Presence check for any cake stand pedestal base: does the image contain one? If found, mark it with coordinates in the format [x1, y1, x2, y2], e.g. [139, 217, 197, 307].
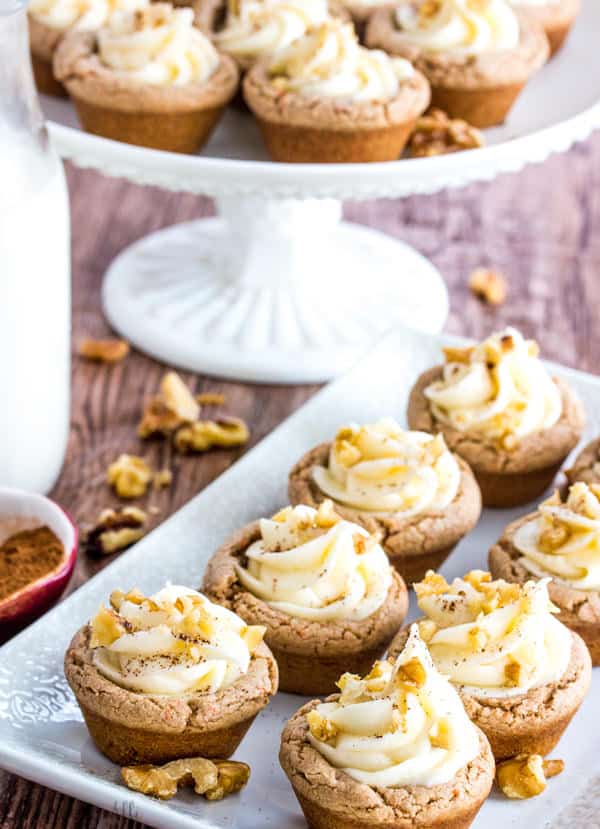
[102, 197, 448, 383]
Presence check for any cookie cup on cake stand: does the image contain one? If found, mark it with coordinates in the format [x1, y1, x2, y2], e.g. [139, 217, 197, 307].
[28, 16, 67, 97]
[64, 585, 278, 765]
[53, 5, 239, 153]
[243, 21, 430, 163]
[388, 571, 592, 760]
[288, 419, 481, 584]
[280, 627, 494, 829]
[202, 502, 409, 695]
[407, 328, 585, 508]
[489, 482, 600, 664]
[510, 0, 580, 56]
[366, 1, 549, 128]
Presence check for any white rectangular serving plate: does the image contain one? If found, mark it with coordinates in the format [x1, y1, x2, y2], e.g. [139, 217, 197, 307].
[0, 326, 599, 829]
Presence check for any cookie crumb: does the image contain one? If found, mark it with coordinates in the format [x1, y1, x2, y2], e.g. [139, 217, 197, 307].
[79, 338, 130, 363]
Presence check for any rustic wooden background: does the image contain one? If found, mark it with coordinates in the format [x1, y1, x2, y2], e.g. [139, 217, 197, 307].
[1, 131, 599, 827]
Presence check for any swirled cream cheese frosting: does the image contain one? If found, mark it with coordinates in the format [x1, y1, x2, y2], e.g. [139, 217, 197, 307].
[513, 483, 600, 590]
[215, 0, 329, 61]
[306, 625, 480, 786]
[425, 328, 562, 446]
[313, 418, 460, 514]
[97, 5, 220, 86]
[414, 570, 572, 697]
[89, 585, 265, 694]
[235, 501, 392, 622]
[394, 0, 520, 54]
[268, 21, 414, 100]
[29, 0, 146, 30]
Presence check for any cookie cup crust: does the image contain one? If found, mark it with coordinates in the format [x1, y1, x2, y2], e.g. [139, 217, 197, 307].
[243, 61, 430, 162]
[28, 16, 68, 96]
[53, 31, 239, 152]
[566, 436, 600, 488]
[389, 626, 591, 760]
[64, 624, 278, 765]
[202, 522, 409, 695]
[280, 699, 494, 829]
[489, 511, 600, 664]
[288, 443, 481, 584]
[365, 9, 548, 127]
[407, 366, 585, 508]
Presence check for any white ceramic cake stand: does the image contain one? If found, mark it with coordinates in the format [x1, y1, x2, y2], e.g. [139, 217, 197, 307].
[42, 0, 600, 382]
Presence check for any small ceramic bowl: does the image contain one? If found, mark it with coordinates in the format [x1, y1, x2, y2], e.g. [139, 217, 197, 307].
[0, 487, 77, 642]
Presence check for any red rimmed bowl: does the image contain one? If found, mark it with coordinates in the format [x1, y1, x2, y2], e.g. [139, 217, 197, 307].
[0, 488, 78, 643]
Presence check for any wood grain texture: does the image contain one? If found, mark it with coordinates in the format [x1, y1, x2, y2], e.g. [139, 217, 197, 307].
[1, 131, 599, 828]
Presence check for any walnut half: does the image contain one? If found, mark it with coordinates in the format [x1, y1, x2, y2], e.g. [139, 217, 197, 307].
[496, 754, 565, 799]
[84, 507, 148, 556]
[121, 758, 250, 801]
[107, 454, 153, 499]
[174, 416, 249, 454]
[408, 108, 484, 158]
[79, 337, 130, 364]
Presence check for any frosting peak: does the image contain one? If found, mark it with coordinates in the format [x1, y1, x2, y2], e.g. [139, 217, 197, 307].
[514, 483, 600, 590]
[425, 327, 562, 445]
[29, 0, 147, 31]
[268, 21, 415, 101]
[307, 626, 480, 787]
[90, 585, 265, 694]
[97, 5, 220, 86]
[236, 501, 392, 622]
[313, 417, 460, 514]
[414, 570, 572, 697]
[394, 0, 520, 55]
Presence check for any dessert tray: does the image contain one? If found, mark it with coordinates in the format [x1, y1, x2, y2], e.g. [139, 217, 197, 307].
[0, 325, 599, 829]
[41, 0, 600, 382]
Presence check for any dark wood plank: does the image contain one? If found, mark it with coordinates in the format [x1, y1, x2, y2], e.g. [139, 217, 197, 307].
[1, 130, 599, 828]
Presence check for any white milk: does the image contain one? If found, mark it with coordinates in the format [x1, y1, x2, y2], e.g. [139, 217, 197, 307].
[0, 144, 71, 493]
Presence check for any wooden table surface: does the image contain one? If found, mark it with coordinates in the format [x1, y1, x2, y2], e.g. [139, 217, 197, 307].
[1, 132, 600, 828]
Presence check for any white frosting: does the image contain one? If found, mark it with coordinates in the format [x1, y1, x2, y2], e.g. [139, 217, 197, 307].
[307, 626, 480, 787]
[514, 483, 600, 591]
[313, 418, 460, 514]
[415, 571, 572, 698]
[425, 327, 562, 444]
[268, 21, 414, 101]
[236, 502, 392, 622]
[97, 5, 220, 86]
[510, 0, 557, 6]
[394, 0, 520, 55]
[29, 0, 146, 31]
[215, 0, 329, 61]
[90, 585, 265, 694]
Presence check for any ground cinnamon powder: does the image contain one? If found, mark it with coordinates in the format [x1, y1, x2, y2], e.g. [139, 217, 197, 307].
[0, 526, 64, 602]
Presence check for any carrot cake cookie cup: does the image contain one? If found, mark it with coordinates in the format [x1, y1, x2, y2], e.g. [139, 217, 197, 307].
[366, 0, 549, 128]
[407, 328, 585, 508]
[53, 4, 239, 153]
[64, 585, 278, 765]
[510, 0, 580, 56]
[280, 626, 494, 829]
[389, 570, 592, 760]
[202, 501, 409, 695]
[288, 418, 481, 584]
[243, 20, 430, 163]
[490, 482, 600, 664]
[566, 436, 600, 487]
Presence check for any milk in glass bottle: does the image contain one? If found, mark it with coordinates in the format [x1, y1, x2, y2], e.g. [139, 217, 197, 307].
[0, 0, 71, 492]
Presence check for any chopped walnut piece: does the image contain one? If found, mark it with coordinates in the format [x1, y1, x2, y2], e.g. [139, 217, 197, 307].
[307, 710, 338, 743]
[429, 719, 451, 749]
[90, 605, 127, 647]
[121, 758, 249, 801]
[174, 416, 249, 453]
[196, 392, 226, 406]
[85, 507, 148, 556]
[79, 337, 130, 364]
[504, 658, 523, 687]
[469, 267, 508, 306]
[107, 454, 153, 499]
[398, 657, 427, 687]
[442, 346, 474, 365]
[496, 754, 564, 799]
[539, 522, 570, 552]
[153, 468, 173, 490]
[417, 619, 437, 643]
[408, 108, 484, 158]
[139, 372, 199, 438]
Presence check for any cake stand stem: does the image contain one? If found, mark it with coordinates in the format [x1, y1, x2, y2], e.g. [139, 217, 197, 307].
[102, 195, 449, 383]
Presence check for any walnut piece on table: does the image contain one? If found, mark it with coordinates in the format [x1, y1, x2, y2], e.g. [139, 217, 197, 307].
[496, 754, 565, 799]
[107, 454, 153, 498]
[174, 416, 250, 453]
[408, 108, 484, 158]
[121, 758, 250, 801]
[84, 506, 148, 556]
[139, 371, 200, 438]
[469, 267, 508, 305]
[196, 392, 226, 405]
[79, 337, 130, 363]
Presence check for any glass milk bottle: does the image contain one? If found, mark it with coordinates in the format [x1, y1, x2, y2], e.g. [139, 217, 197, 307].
[0, 0, 71, 492]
